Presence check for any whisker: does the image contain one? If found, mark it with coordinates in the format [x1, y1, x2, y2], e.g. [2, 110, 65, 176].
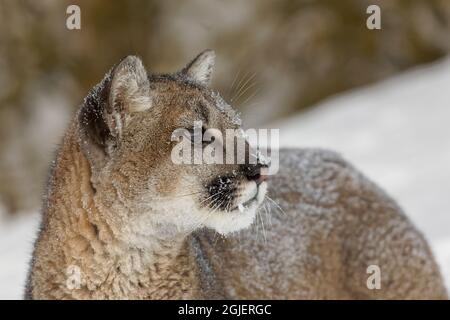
[235, 71, 257, 96]
[198, 190, 227, 208]
[239, 87, 261, 107]
[228, 68, 242, 98]
[258, 207, 267, 243]
[233, 80, 258, 105]
[266, 195, 286, 216]
[224, 195, 234, 213]
[198, 192, 221, 206]
[190, 196, 223, 231]
[232, 72, 257, 103]
[231, 70, 253, 102]
[263, 201, 272, 227]
[233, 69, 251, 94]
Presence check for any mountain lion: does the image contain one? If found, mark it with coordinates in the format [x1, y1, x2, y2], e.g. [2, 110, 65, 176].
[25, 50, 447, 299]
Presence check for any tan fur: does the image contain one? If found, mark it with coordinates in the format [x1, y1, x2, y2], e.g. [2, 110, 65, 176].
[26, 52, 447, 299]
[28, 127, 200, 299]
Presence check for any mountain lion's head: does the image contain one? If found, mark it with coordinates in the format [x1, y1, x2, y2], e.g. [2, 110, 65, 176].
[78, 50, 268, 245]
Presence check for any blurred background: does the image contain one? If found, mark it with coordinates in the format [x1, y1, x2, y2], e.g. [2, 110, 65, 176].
[0, 0, 449, 299]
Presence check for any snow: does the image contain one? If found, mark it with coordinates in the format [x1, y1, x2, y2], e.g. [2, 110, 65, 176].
[0, 209, 40, 300]
[1, 58, 449, 299]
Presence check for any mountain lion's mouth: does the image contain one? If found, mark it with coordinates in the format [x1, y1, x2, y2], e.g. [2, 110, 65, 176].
[204, 169, 268, 213]
[201, 180, 268, 235]
[232, 181, 267, 213]
[234, 197, 256, 213]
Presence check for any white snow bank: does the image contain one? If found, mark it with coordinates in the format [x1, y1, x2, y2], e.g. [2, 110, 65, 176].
[271, 57, 450, 290]
[0, 210, 40, 300]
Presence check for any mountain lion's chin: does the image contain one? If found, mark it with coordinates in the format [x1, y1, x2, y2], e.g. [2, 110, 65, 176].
[203, 204, 258, 235]
[202, 181, 267, 235]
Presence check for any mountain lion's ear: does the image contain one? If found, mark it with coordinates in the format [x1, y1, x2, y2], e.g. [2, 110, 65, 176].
[181, 49, 215, 86]
[109, 55, 151, 114]
[79, 56, 151, 168]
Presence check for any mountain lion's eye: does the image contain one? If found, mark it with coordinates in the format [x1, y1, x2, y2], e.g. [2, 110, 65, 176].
[186, 127, 207, 143]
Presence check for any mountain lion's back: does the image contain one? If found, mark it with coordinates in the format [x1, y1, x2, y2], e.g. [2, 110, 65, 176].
[195, 148, 448, 299]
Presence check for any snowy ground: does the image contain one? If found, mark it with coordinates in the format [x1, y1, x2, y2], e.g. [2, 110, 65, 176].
[0, 209, 40, 299]
[1, 58, 449, 299]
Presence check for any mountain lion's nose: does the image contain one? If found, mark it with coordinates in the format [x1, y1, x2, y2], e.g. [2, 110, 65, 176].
[245, 164, 268, 185]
